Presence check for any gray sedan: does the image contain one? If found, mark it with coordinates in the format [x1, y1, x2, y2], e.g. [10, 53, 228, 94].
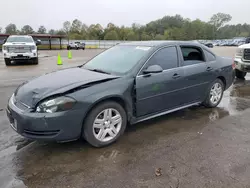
[6, 41, 235, 147]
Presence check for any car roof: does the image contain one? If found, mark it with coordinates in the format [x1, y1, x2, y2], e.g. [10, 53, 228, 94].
[118, 40, 205, 47]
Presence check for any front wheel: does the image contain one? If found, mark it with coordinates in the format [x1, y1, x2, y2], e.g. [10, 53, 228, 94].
[5, 58, 11, 66]
[83, 101, 127, 147]
[203, 79, 224, 108]
[235, 69, 247, 79]
[32, 57, 39, 65]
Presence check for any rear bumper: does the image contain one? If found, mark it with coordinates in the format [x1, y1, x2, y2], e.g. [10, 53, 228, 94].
[234, 58, 250, 72]
[6, 95, 84, 142]
[224, 69, 235, 90]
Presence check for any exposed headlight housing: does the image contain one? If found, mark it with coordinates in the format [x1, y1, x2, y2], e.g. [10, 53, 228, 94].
[236, 48, 244, 57]
[36, 96, 76, 113]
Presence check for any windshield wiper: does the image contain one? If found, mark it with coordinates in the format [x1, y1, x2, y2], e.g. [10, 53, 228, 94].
[89, 68, 111, 75]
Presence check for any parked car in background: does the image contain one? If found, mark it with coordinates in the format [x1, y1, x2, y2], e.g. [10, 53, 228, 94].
[204, 41, 213, 48]
[220, 40, 228, 46]
[2, 35, 41, 66]
[245, 37, 250, 44]
[226, 39, 235, 46]
[212, 40, 220, 46]
[6, 41, 235, 147]
[67, 41, 85, 50]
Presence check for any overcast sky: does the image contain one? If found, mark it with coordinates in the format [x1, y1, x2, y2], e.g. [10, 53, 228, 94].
[1, 0, 249, 31]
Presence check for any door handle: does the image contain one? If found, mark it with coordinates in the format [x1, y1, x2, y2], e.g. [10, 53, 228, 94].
[206, 67, 213, 71]
[172, 73, 181, 79]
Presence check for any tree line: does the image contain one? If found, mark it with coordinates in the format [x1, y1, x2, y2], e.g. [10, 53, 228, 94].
[1, 13, 250, 41]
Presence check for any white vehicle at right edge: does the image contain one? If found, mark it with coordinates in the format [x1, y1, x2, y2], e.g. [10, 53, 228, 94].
[234, 43, 250, 79]
[2, 35, 41, 66]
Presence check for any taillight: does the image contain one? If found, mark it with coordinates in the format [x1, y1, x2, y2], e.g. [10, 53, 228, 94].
[232, 58, 236, 69]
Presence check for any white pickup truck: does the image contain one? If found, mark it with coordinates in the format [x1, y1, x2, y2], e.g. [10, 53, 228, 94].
[2, 35, 41, 66]
[234, 43, 250, 79]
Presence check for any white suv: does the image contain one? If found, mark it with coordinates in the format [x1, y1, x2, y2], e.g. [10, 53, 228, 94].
[2, 35, 41, 66]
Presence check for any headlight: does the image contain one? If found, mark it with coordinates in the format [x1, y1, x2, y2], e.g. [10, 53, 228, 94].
[3, 46, 7, 51]
[36, 96, 76, 113]
[31, 46, 36, 50]
[236, 48, 243, 56]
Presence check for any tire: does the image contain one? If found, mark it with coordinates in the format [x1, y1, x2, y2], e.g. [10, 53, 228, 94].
[235, 69, 247, 79]
[32, 57, 39, 65]
[5, 58, 11, 66]
[203, 79, 224, 108]
[83, 101, 127, 148]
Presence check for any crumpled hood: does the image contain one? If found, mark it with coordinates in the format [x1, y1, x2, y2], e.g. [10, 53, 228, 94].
[15, 67, 119, 108]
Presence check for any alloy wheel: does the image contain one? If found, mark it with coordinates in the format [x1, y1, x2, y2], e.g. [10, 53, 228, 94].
[92, 108, 122, 142]
[210, 82, 223, 105]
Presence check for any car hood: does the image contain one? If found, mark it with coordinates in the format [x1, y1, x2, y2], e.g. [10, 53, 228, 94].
[4, 42, 35, 46]
[15, 67, 119, 108]
[239, 43, 250, 48]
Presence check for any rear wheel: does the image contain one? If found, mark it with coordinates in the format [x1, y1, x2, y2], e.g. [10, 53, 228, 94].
[83, 101, 127, 147]
[235, 69, 247, 79]
[5, 58, 11, 66]
[203, 79, 224, 108]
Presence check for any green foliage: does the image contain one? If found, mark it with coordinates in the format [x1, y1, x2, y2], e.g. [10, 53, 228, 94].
[21, 25, 34, 35]
[154, 34, 165, 40]
[5, 24, 17, 34]
[209, 12, 232, 30]
[2, 13, 250, 40]
[104, 30, 119, 40]
[37, 25, 46, 34]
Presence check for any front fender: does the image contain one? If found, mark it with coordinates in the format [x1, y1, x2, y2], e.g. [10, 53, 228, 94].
[69, 77, 135, 122]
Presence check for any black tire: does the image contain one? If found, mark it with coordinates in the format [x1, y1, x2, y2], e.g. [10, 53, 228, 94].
[83, 101, 127, 148]
[235, 69, 247, 79]
[203, 79, 224, 108]
[5, 58, 11, 66]
[32, 57, 39, 65]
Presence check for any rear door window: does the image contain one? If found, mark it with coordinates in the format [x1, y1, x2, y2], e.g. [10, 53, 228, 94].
[180, 46, 205, 66]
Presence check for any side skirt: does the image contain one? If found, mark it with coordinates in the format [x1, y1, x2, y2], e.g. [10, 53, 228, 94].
[132, 102, 201, 124]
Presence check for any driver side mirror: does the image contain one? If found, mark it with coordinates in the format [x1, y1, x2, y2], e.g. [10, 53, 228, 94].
[2, 39, 6, 44]
[36, 39, 41, 46]
[143, 65, 163, 75]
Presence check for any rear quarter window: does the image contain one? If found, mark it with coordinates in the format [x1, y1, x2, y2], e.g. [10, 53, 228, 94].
[205, 50, 216, 61]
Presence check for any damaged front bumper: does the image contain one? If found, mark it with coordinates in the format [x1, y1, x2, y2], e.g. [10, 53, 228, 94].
[6, 94, 84, 142]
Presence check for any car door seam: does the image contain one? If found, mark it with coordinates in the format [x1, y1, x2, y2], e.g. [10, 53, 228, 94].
[138, 82, 208, 101]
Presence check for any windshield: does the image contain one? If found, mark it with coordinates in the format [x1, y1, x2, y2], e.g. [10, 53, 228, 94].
[6, 36, 33, 43]
[83, 45, 151, 74]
